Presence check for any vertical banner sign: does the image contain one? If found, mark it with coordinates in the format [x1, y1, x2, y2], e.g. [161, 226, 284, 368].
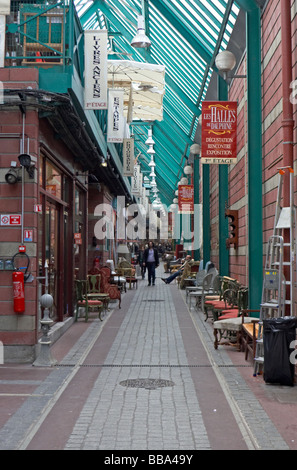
[201, 101, 237, 164]
[107, 89, 125, 143]
[178, 184, 194, 214]
[84, 30, 108, 110]
[123, 138, 134, 176]
[131, 164, 141, 196]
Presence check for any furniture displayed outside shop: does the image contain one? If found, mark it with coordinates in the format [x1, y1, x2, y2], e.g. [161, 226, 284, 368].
[75, 280, 103, 322]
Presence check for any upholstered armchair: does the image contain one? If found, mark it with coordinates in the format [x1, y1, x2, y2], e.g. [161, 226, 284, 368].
[98, 266, 121, 309]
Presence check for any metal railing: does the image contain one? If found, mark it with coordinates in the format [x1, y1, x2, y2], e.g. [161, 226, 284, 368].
[5, 0, 83, 77]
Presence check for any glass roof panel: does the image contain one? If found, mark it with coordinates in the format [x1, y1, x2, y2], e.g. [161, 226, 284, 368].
[74, 0, 240, 205]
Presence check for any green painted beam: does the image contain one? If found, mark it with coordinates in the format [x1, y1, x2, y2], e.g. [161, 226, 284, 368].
[79, 0, 201, 117]
[149, 0, 213, 65]
[193, 155, 200, 261]
[246, 6, 263, 311]
[236, 0, 259, 11]
[218, 75, 229, 277]
[202, 164, 211, 265]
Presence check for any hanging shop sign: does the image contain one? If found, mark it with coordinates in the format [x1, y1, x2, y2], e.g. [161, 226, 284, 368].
[84, 30, 108, 110]
[131, 164, 141, 196]
[201, 101, 237, 164]
[123, 138, 134, 176]
[107, 89, 125, 143]
[0, 0, 10, 14]
[178, 185, 194, 214]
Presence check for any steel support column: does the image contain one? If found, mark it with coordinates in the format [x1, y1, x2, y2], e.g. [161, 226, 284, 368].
[218, 75, 229, 276]
[202, 164, 211, 265]
[246, 6, 262, 309]
[193, 155, 200, 261]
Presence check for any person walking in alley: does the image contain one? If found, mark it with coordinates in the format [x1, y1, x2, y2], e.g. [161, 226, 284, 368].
[143, 241, 159, 286]
[138, 245, 146, 280]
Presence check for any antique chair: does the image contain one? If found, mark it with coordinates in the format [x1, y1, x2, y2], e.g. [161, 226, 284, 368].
[123, 267, 138, 289]
[240, 310, 260, 361]
[75, 280, 103, 322]
[111, 269, 127, 293]
[203, 277, 240, 321]
[87, 274, 110, 315]
[213, 310, 260, 351]
[98, 266, 121, 309]
[185, 270, 207, 302]
[188, 269, 218, 310]
[179, 261, 200, 289]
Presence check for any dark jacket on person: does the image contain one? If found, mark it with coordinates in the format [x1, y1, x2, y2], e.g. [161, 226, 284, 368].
[143, 247, 159, 266]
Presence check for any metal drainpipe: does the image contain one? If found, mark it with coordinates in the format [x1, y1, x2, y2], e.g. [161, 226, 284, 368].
[281, 0, 294, 306]
[281, 0, 294, 200]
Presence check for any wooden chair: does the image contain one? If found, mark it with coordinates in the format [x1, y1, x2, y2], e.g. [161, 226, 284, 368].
[87, 274, 110, 315]
[185, 270, 206, 302]
[188, 270, 218, 311]
[213, 308, 259, 351]
[240, 310, 260, 361]
[113, 269, 127, 292]
[75, 280, 103, 322]
[123, 267, 138, 289]
[203, 277, 240, 322]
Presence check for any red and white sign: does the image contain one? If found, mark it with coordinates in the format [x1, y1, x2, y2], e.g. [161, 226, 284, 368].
[74, 233, 82, 245]
[201, 101, 237, 164]
[178, 184, 194, 214]
[24, 230, 33, 242]
[34, 204, 42, 213]
[19, 245, 26, 253]
[1, 214, 21, 226]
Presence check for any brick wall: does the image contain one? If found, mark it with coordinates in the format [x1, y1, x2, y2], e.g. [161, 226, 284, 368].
[0, 68, 39, 362]
[206, 1, 297, 288]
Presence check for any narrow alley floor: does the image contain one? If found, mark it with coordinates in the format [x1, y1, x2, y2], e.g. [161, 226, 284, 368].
[0, 266, 297, 452]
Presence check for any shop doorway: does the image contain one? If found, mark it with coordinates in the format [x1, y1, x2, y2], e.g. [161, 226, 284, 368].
[45, 201, 60, 321]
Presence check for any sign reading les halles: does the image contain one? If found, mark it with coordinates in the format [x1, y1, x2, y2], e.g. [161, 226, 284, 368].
[201, 101, 237, 164]
[178, 185, 194, 214]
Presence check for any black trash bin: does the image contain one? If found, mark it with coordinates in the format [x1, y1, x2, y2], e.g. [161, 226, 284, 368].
[263, 316, 297, 386]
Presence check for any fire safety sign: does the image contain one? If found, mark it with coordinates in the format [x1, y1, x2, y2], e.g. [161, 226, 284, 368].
[0, 214, 22, 226]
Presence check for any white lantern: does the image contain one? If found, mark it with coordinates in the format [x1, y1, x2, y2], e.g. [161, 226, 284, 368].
[190, 143, 201, 155]
[147, 145, 155, 155]
[148, 157, 156, 167]
[145, 129, 155, 145]
[215, 50, 236, 73]
[180, 177, 188, 185]
[184, 165, 193, 175]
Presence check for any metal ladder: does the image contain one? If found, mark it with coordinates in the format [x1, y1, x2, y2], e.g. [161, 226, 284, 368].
[253, 167, 296, 376]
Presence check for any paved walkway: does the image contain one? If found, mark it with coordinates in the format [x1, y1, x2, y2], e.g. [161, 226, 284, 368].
[0, 268, 296, 451]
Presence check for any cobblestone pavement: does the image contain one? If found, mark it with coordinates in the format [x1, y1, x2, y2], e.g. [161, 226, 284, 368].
[0, 270, 294, 451]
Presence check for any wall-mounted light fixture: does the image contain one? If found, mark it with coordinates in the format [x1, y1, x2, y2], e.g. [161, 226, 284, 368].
[215, 50, 246, 81]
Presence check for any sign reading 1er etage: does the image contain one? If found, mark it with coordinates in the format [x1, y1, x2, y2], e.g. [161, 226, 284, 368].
[201, 101, 237, 164]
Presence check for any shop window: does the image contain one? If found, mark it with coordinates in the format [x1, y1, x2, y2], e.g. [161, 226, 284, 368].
[46, 161, 62, 199]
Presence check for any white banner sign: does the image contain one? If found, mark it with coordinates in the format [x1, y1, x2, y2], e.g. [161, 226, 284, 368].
[123, 138, 134, 176]
[107, 89, 125, 143]
[0, 0, 10, 14]
[131, 164, 141, 196]
[84, 30, 108, 110]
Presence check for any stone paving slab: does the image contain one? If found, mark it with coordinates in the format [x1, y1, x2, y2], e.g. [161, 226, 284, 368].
[0, 271, 294, 450]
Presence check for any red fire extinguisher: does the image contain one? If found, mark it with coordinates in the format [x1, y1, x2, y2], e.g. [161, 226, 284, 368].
[13, 271, 25, 313]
